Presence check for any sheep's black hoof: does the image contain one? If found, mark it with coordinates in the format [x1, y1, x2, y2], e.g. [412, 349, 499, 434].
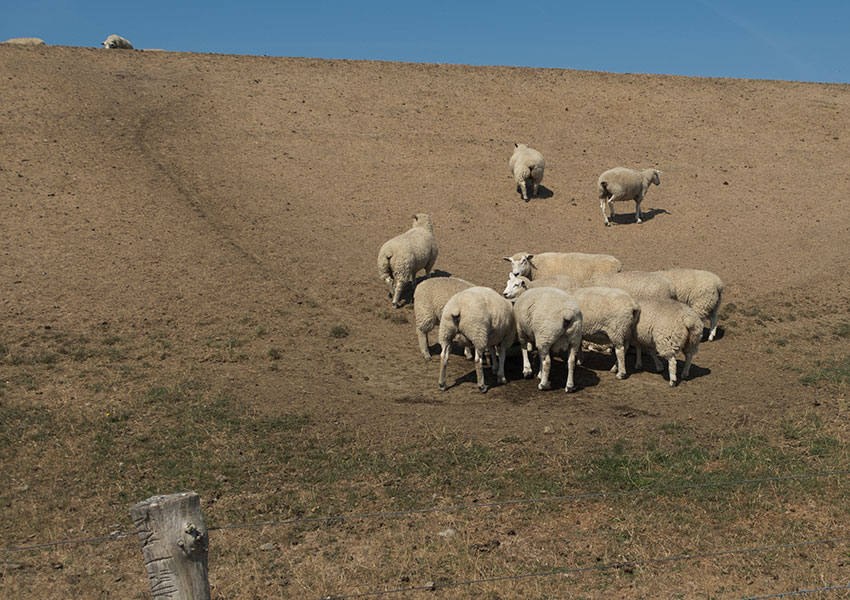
[522, 370, 533, 379]
[565, 385, 576, 393]
[478, 384, 488, 393]
[439, 383, 447, 391]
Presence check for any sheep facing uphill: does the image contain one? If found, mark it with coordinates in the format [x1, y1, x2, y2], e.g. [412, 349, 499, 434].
[512, 287, 583, 391]
[438, 287, 516, 393]
[509, 143, 545, 202]
[413, 276, 475, 360]
[588, 270, 676, 301]
[503, 251, 622, 283]
[653, 268, 724, 341]
[598, 167, 661, 226]
[377, 213, 438, 308]
[631, 298, 703, 387]
[503, 275, 639, 380]
[101, 35, 134, 49]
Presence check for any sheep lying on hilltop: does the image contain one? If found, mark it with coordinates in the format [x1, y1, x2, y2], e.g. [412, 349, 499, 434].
[653, 268, 724, 341]
[377, 213, 438, 308]
[509, 143, 545, 201]
[598, 167, 661, 226]
[503, 252, 621, 283]
[2, 37, 46, 46]
[438, 287, 516, 393]
[503, 274, 639, 380]
[512, 287, 583, 391]
[413, 276, 475, 360]
[631, 298, 703, 387]
[588, 271, 676, 301]
[101, 35, 134, 49]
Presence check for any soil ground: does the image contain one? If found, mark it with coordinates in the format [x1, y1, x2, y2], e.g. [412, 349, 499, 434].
[1, 45, 849, 599]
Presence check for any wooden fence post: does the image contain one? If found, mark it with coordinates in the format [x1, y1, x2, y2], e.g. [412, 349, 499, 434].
[130, 492, 210, 600]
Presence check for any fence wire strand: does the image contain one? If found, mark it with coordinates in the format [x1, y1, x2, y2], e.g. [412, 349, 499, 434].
[740, 582, 850, 599]
[1, 469, 847, 553]
[315, 537, 850, 600]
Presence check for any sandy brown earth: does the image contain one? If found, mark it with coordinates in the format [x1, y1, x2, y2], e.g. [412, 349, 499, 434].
[1, 45, 850, 599]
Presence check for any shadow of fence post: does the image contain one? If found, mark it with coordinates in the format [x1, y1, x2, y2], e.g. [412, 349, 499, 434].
[130, 492, 211, 600]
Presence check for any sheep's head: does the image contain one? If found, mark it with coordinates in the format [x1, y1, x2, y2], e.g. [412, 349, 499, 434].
[412, 213, 433, 231]
[502, 253, 533, 278]
[650, 169, 661, 185]
[502, 273, 528, 300]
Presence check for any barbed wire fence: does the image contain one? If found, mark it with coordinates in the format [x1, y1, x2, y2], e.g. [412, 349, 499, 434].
[1, 470, 848, 599]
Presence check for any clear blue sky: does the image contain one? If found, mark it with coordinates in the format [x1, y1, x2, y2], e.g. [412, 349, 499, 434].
[4, 1, 849, 84]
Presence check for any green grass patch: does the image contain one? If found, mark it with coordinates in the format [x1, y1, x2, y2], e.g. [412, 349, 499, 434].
[800, 355, 850, 387]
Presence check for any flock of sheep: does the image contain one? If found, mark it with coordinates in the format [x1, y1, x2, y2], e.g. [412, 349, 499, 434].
[378, 147, 723, 393]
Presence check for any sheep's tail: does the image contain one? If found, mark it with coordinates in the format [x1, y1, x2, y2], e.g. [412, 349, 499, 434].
[598, 180, 611, 199]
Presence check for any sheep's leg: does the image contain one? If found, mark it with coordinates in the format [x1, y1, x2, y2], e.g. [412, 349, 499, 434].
[564, 345, 577, 392]
[612, 344, 627, 379]
[634, 346, 643, 370]
[474, 347, 488, 393]
[538, 346, 552, 390]
[463, 345, 474, 360]
[667, 355, 678, 387]
[708, 309, 719, 341]
[495, 342, 508, 385]
[649, 349, 664, 372]
[391, 278, 405, 308]
[518, 179, 528, 201]
[532, 179, 539, 198]
[418, 329, 432, 361]
[438, 343, 451, 391]
[635, 193, 644, 224]
[490, 345, 499, 375]
[521, 343, 534, 379]
[682, 351, 694, 380]
[601, 198, 611, 226]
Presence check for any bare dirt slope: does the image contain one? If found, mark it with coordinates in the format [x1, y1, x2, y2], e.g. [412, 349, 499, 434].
[2, 45, 850, 598]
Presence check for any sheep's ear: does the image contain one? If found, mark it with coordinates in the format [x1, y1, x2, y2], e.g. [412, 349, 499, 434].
[520, 280, 527, 289]
[502, 257, 512, 262]
[526, 254, 534, 260]
[514, 143, 518, 148]
[412, 214, 418, 220]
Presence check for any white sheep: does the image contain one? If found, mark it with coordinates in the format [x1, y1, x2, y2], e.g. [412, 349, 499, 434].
[597, 167, 661, 226]
[377, 213, 438, 308]
[653, 268, 724, 341]
[631, 298, 703, 387]
[413, 276, 475, 360]
[438, 287, 516, 393]
[503, 274, 639, 380]
[588, 270, 676, 301]
[503, 251, 622, 284]
[512, 287, 583, 391]
[2, 37, 46, 46]
[101, 35, 134, 49]
[509, 143, 545, 202]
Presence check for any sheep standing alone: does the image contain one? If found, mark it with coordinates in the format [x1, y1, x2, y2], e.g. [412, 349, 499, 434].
[512, 287, 583, 391]
[631, 298, 703, 387]
[598, 167, 661, 226]
[503, 275, 639, 380]
[509, 143, 545, 201]
[588, 271, 676, 301]
[503, 251, 622, 284]
[377, 213, 438, 308]
[438, 287, 516, 393]
[413, 276, 474, 360]
[101, 35, 134, 49]
[653, 268, 724, 341]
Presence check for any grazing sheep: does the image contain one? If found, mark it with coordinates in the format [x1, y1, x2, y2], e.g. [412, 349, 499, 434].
[503, 275, 639, 380]
[631, 298, 703, 387]
[438, 287, 516, 392]
[413, 276, 475, 360]
[653, 268, 724, 341]
[512, 287, 583, 391]
[101, 35, 134, 49]
[509, 143, 545, 201]
[2, 37, 46, 46]
[503, 251, 621, 283]
[377, 213, 438, 308]
[598, 167, 661, 226]
[588, 271, 676, 301]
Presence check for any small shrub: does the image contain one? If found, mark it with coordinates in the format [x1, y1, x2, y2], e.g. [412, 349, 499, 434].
[268, 348, 282, 360]
[330, 325, 349, 338]
[833, 322, 850, 338]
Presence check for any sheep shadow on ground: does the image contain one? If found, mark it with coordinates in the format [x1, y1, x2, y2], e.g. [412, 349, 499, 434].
[703, 326, 724, 341]
[632, 360, 711, 385]
[516, 185, 554, 201]
[607, 206, 670, 225]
